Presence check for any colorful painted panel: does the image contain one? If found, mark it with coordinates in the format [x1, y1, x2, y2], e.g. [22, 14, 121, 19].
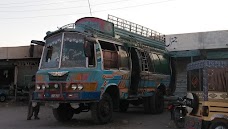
[75, 17, 114, 36]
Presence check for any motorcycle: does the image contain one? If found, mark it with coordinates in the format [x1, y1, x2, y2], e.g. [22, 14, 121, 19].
[168, 96, 187, 128]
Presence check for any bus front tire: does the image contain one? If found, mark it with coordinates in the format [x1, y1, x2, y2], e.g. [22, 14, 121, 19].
[91, 93, 113, 124]
[53, 103, 74, 122]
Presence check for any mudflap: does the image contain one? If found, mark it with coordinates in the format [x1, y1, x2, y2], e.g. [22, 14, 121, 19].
[185, 116, 202, 129]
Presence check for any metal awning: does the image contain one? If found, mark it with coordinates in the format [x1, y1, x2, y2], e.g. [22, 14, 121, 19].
[169, 50, 200, 57]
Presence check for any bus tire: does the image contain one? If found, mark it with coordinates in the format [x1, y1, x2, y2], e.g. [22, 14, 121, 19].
[91, 93, 113, 124]
[53, 103, 74, 122]
[209, 120, 228, 129]
[143, 94, 157, 114]
[155, 91, 164, 114]
[119, 100, 129, 112]
[150, 93, 157, 114]
[143, 97, 150, 113]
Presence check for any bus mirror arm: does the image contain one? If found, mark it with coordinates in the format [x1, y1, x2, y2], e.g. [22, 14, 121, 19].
[31, 40, 45, 46]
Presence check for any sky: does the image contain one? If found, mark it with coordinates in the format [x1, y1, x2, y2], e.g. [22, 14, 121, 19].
[0, 0, 228, 47]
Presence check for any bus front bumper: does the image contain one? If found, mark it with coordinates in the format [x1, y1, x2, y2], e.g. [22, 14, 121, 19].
[33, 91, 101, 102]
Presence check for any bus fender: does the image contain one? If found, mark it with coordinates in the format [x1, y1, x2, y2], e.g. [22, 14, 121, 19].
[102, 83, 118, 94]
[102, 83, 120, 110]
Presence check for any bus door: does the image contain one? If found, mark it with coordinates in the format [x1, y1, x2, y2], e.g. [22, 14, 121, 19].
[138, 50, 151, 95]
[130, 48, 140, 95]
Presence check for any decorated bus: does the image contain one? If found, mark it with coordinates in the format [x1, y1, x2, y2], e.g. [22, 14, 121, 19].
[31, 15, 175, 124]
[185, 60, 228, 129]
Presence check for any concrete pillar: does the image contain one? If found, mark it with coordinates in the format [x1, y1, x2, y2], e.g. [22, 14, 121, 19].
[14, 66, 18, 101]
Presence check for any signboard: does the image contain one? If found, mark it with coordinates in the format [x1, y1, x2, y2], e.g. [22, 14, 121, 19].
[75, 17, 114, 36]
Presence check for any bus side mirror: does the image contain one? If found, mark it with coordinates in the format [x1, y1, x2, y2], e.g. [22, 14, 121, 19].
[31, 40, 45, 46]
[84, 41, 91, 57]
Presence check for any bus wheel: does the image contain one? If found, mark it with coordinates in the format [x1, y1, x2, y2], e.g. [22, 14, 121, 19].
[154, 91, 164, 114]
[143, 97, 151, 113]
[209, 120, 228, 129]
[143, 92, 164, 114]
[119, 100, 129, 112]
[91, 93, 113, 124]
[53, 103, 74, 122]
[145, 91, 164, 114]
[143, 95, 156, 114]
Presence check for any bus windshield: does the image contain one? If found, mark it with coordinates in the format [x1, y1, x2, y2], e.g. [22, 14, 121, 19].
[40, 34, 62, 69]
[40, 32, 86, 69]
[61, 33, 86, 68]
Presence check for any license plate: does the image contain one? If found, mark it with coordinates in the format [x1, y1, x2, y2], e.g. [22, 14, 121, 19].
[51, 94, 60, 98]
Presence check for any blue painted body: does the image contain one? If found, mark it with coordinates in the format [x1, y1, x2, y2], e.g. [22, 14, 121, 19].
[33, 17, 172, 103]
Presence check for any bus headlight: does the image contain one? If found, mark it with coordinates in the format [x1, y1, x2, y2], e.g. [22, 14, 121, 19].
[71, 84, 77, 90]
[77, 84, 84, 90]
[42, 85, 46, 90]
[45, 84, 49, 88]
[54, 84, 59, 88]
[36, 85, 41, 90]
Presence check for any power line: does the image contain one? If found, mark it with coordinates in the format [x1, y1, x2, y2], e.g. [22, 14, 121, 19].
[0, 0, 131, 13]
[0, 0, 51, 5]
[93, 0, 177, 13]
[0, 0, 177, 20]
[0, 0, 132, 9]
[92, 0, 131, 6]
[0, 5, 88, 13]
[0, 0, 85, 8]
[1, 11, 90, 20]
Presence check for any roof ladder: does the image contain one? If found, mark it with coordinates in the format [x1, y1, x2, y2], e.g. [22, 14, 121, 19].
[141, 51, 149, 71]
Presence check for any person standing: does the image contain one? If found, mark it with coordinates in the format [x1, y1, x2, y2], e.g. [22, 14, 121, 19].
[27, 75, 40, 120]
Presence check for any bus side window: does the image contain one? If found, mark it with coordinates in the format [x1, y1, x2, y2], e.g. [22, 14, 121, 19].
[150, 53, 160, 73]
[148, 52, 155, 72]
[117, 45, 129, 70]
[99, 41, 118, 69]
[87, 42, 95, 67]
[158, 54, 170, 74]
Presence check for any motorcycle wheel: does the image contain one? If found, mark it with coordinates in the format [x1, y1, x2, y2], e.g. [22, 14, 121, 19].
[174, 108, 185, 128]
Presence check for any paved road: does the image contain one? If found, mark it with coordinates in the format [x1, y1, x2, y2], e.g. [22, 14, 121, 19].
[0, 102, 177, 129]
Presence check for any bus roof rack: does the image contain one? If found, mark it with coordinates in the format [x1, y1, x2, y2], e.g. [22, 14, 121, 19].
[55, 15, 167, 51]
[107, 15, 166, 50]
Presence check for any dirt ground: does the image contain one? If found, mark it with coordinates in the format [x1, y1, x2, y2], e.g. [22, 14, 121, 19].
[0, 101, 178, 129]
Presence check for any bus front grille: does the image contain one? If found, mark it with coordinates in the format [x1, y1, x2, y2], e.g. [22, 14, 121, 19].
[49, 74, 68, 81]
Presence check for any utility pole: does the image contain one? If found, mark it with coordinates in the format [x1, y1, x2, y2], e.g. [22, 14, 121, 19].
[87, 0, 92, 16]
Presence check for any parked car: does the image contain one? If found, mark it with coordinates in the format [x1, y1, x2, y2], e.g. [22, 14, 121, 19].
[0, 86, 10, 102]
